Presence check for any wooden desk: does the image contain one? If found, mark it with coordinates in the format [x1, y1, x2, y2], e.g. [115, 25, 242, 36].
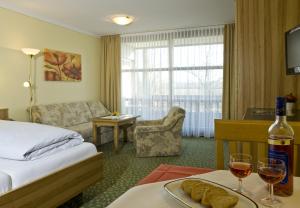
[0, 108, 8, 120]
[92, 115, 138, 151]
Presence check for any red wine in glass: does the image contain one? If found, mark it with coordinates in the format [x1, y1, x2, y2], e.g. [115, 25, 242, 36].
[230, 162, 252, 178]
[229, 154, 252, 193]
[257, 158, 286, 207]
[258, 167, 285, 184]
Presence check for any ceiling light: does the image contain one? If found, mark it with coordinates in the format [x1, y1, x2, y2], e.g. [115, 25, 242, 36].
[111, 15, 134, 26]
[21, 48, 40, 56]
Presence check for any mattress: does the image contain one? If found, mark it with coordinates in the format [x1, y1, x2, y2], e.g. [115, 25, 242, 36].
[0, 171, 12, 195]
[0, 142, 97, 190]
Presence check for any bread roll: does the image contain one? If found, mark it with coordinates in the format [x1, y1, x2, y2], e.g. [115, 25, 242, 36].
[210, 195, 239, 208]
[201, 186, 228, 206]
[181, 180, 203, 195]
[191, 183, 212, 201]
[180, 180, 239, 208]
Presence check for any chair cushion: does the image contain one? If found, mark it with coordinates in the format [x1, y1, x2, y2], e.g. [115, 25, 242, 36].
[137, 164, 214, 185]
[34, 104, 63, 127]
[87, 101, 110, 117]
[67, 122, 93, 139]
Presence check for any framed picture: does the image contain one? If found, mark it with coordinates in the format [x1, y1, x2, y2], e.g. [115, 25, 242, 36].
[44, 49, 81, 81]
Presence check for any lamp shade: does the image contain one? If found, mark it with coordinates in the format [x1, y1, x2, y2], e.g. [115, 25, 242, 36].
[21, 48, 40, 56]
[23, 81, 31, 88]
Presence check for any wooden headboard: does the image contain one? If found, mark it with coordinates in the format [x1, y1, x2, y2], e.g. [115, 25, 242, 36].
[0, 108, 8, 120]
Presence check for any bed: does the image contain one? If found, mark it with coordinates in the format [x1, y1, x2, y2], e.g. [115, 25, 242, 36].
[0, 171, 11, 195]
[0, 120, 103, 208]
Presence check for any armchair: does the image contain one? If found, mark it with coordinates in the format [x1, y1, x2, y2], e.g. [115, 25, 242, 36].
[134, 107, 185, 157]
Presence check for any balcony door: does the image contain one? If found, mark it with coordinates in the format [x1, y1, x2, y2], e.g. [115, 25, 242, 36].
[121, 27, 224, 137]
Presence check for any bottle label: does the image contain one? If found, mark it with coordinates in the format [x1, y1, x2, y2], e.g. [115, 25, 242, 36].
[268, 149, 289, 184]
[268, 139, 291, 145]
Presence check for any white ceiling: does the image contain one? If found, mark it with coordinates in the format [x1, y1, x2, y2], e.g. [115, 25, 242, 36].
[0, 0, 235, 37]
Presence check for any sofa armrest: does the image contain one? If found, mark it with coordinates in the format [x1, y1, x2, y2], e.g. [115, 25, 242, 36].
[135, 114, 184, 133]
[136, 119, 163, 126]
[135, 125, 169, 133]
[31, 107, 42, 123]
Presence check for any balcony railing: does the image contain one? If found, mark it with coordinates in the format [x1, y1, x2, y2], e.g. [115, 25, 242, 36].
[122, 95, 222, 137]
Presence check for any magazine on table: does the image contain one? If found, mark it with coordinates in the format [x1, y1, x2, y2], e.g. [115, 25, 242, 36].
[100, 114, 136, 120]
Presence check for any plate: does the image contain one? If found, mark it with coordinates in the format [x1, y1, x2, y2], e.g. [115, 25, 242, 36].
[164, 178, 258, 208]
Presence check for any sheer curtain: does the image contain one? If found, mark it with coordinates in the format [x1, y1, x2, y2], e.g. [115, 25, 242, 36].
[121, 26, 224, 137]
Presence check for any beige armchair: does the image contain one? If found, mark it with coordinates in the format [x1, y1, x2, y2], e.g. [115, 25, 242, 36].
[134, 107, 185, 157]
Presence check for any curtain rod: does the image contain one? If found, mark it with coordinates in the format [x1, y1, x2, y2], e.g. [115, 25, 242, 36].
[121, 23, 227, 37]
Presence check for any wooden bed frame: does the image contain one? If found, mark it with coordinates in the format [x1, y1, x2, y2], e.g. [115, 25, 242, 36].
[0, 152, 103, 208]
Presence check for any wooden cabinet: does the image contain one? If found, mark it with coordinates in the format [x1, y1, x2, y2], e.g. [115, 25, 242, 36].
[0, 108, 9, 120]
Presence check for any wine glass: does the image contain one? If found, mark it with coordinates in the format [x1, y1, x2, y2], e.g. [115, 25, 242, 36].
[229, 153, 253, 193]
[257, 158, 286, 207]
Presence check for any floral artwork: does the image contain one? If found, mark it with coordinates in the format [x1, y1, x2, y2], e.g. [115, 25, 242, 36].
[44, 49, 81, 81]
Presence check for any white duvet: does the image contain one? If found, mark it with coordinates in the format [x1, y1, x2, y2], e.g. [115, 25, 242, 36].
[0, 120, 83, 160]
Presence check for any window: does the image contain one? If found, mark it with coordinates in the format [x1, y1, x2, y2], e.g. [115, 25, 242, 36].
[121, 27, 224, 137]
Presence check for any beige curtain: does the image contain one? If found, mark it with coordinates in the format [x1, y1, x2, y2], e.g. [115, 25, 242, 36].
[222, 24, 237, 120]
[100, 35, 121, 112]
[235, 0, 300, 119]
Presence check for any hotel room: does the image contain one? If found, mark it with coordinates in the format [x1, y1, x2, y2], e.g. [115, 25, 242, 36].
[0, 0, 300, 207]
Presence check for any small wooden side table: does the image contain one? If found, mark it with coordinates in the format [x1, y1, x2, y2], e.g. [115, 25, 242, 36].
[0, 108, 9, 120]
[92, 115, 139, 151]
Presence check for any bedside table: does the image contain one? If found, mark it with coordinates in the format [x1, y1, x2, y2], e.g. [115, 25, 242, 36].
[0, 108, 9, 120]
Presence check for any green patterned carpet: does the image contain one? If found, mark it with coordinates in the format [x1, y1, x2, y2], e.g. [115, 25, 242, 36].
[80, 137, 216, 208]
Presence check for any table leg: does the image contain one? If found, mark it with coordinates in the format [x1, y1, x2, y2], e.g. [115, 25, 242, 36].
[131, 119, 137, 141]
[98, 126, 102, 147]
[93, 123, 97, 145]
[113, 126, 119, 151]
[123, 127, 128, 143]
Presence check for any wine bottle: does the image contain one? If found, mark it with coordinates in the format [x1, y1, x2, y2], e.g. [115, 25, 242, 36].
[268, 96, 294, 196]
